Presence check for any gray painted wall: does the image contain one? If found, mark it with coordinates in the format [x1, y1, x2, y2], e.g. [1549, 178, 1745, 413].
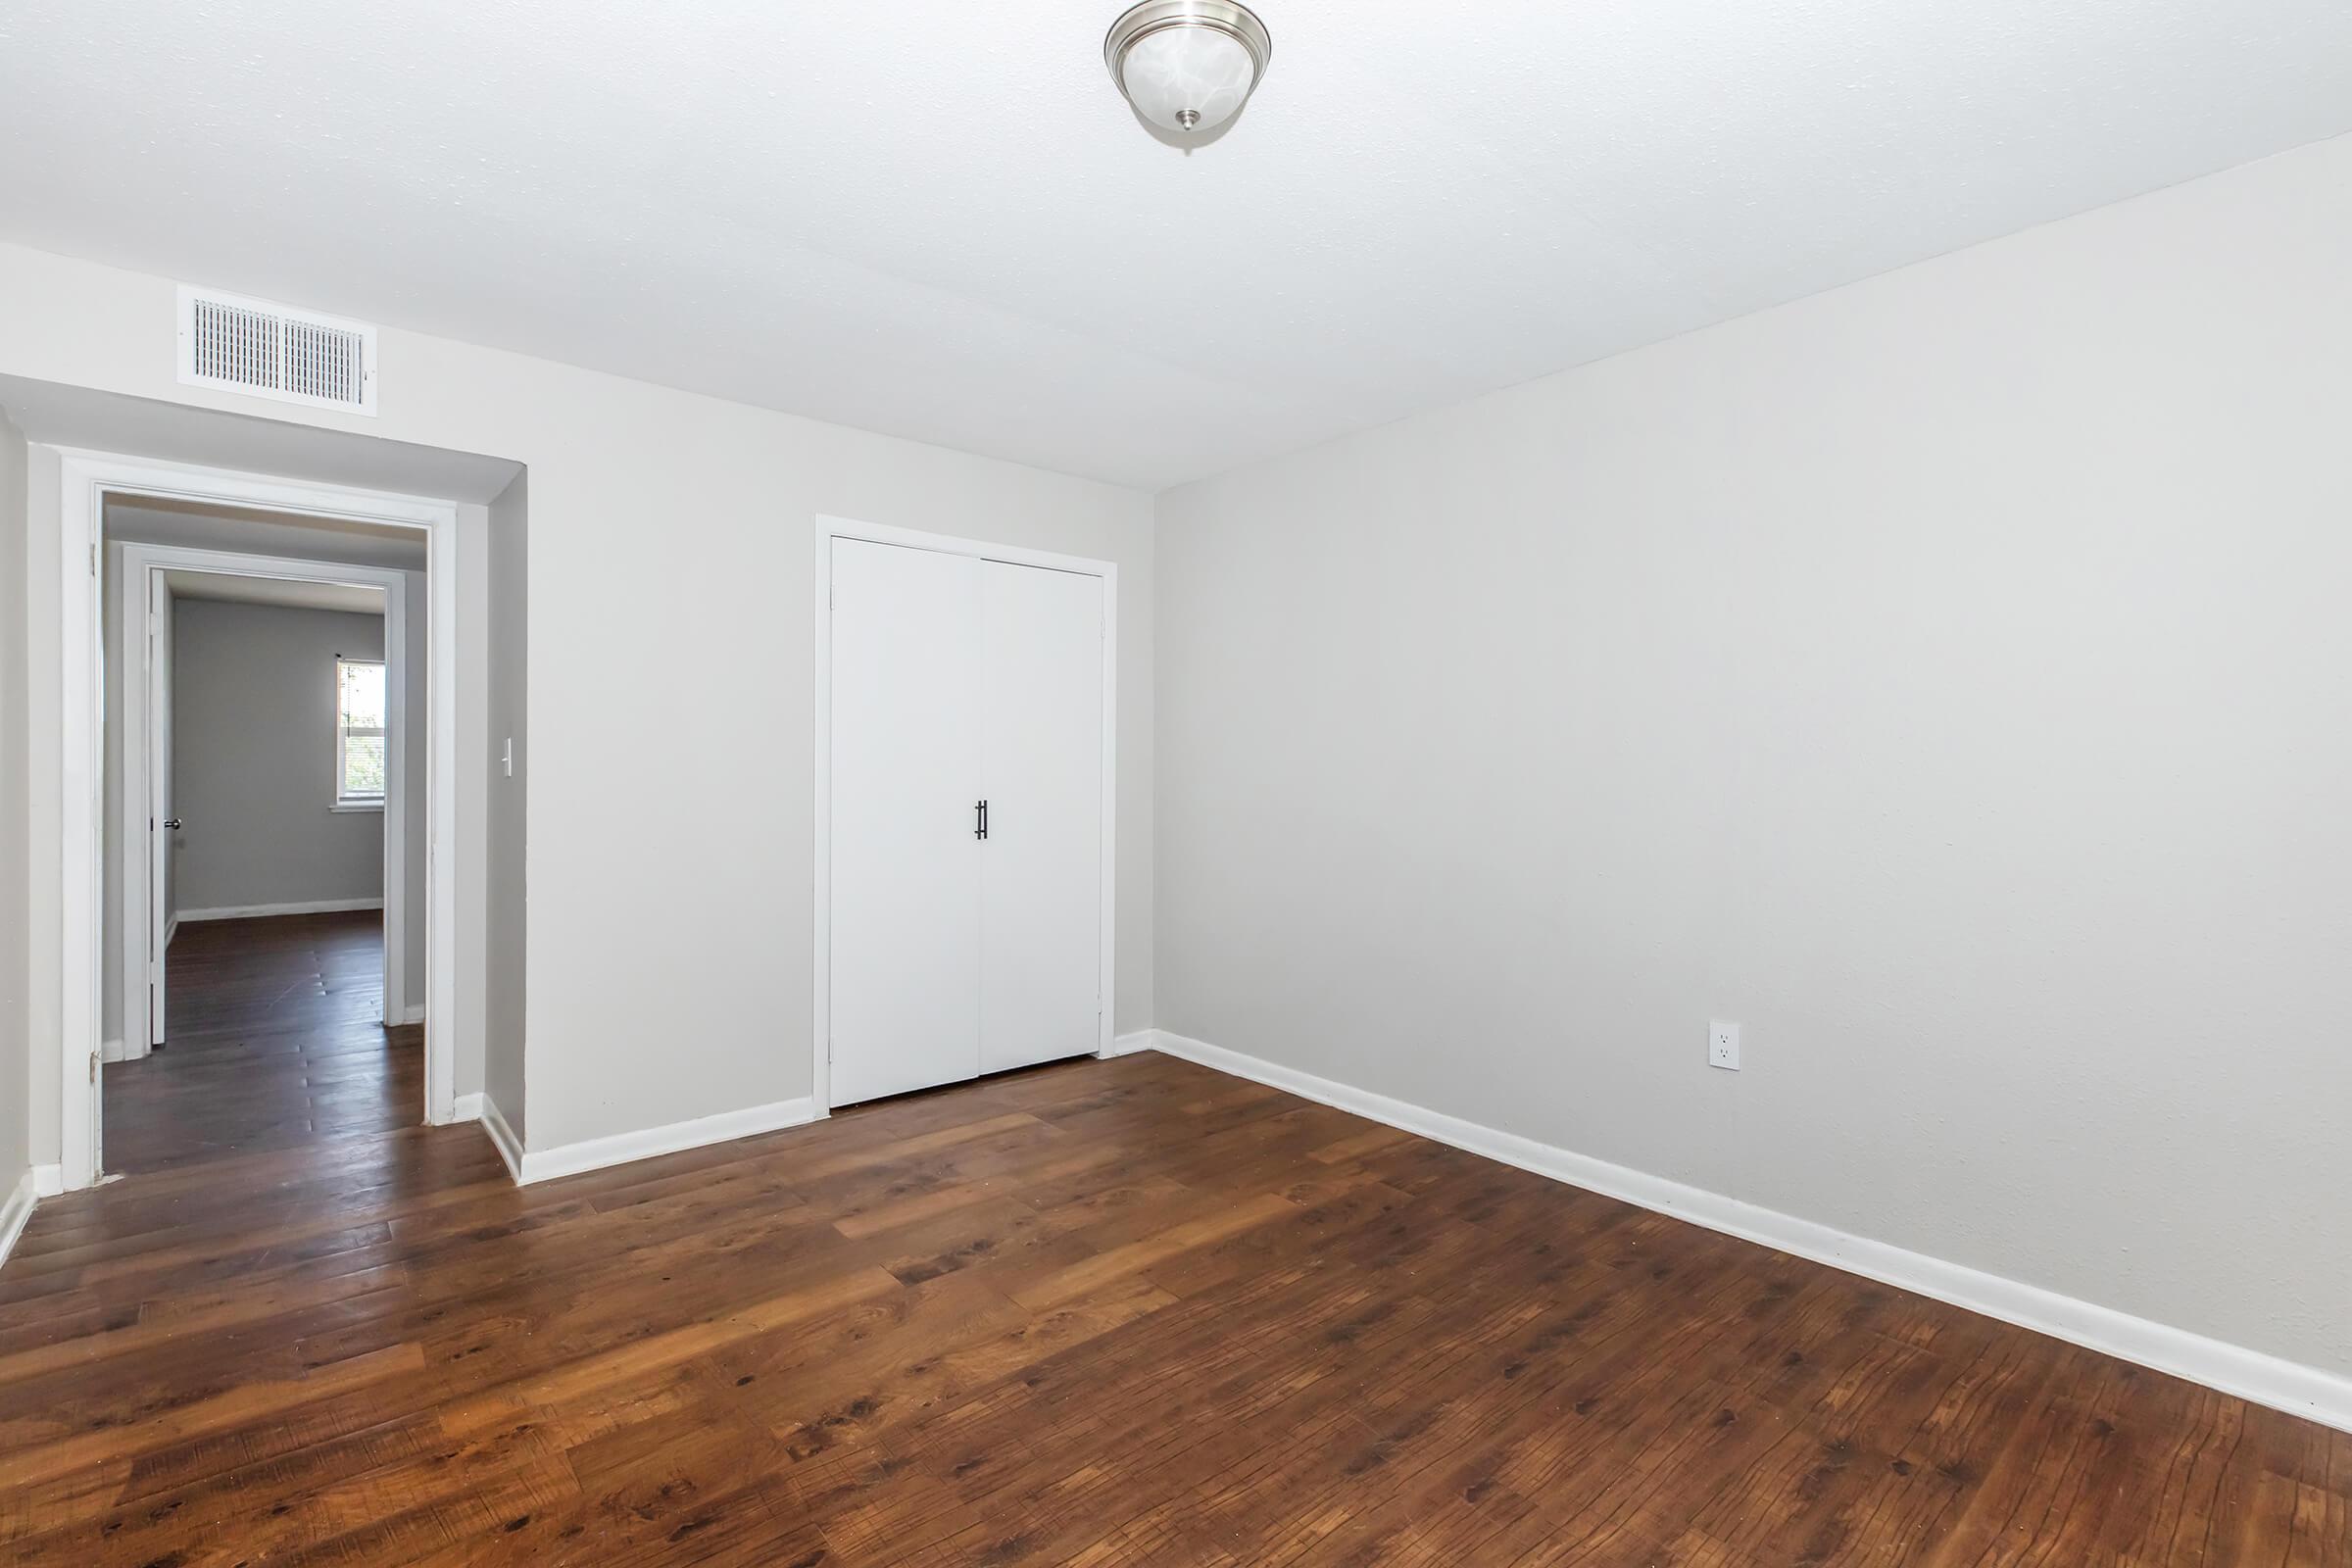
[172, 601, 388, 914]
[1155, 139, 2352, 1379]
[484, 470, 527, 1137]
[21, 445, 58, 1170]
[0, 409, 29, 1190]
[452, 503, 491, 1106]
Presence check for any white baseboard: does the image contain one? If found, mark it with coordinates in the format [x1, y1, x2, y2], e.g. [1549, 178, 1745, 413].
[514, 1097, 818, 1187]
[177, 898, 384, 922]
[30, 1165, 63, 1199]
[467, 1094, 525, 1184]
[1101, 1030, 1155, 1057]
[1144, 1028, 2352, 1436]
[165, 913, 180, 948]
[100, 1037, 131, 1064]
[395, 1004, 427, 1026]
[0, 1171, 37, 1270]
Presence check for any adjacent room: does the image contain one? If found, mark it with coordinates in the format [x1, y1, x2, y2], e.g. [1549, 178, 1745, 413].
[0, 2, 2346, 1563]
[98, 498, 432, 1172]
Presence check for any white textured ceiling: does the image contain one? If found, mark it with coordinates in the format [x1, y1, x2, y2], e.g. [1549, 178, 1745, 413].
[160, 569, 387, 615]
[2, 1, 2348, 489]
[107, 494, 431, 570]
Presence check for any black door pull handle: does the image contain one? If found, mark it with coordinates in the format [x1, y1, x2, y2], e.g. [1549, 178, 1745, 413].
[975, 800, 988, 840]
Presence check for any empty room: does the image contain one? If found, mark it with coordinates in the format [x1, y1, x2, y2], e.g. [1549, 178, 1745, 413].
[0, 2, 2346, 1564]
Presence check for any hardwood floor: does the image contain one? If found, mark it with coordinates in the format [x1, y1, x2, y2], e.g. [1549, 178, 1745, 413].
[106, 910, 419, 1174]
[2, 936, 2343, 1563]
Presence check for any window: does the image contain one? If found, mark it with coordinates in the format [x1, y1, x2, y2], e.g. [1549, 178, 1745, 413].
[335, 658, 387, 808]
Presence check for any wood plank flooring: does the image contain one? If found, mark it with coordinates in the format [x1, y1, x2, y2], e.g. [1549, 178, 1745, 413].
[106, 910, 419, 1174]
[3, 922, 2343, 1563]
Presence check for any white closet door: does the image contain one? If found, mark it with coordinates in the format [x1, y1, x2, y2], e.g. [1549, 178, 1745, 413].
[829, 538, 984, 1106]
[979, 559, 1105, 1075]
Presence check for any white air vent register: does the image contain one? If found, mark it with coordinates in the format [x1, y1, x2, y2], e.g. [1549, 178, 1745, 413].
[176, 285, 377, 415]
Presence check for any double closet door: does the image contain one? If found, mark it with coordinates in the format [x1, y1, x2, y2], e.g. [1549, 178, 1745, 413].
[829, 536, 1107, 1107]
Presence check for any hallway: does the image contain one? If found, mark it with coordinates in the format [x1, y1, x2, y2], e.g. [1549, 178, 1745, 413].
[106, 910, 420, 1173]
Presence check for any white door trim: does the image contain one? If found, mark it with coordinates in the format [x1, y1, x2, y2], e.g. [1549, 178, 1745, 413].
[114, 541, 414, 1060]
[143, 567, 171, 1051]
[53, 448, 463, 1191]
[811, 515, 1119, 1117]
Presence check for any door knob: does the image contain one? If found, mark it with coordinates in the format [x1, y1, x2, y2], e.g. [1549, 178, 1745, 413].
[163, 818, 183, 830]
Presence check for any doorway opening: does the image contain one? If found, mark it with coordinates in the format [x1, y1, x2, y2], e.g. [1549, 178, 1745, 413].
[56, 451, 463, 1189]
[107, 532, 416, 1172]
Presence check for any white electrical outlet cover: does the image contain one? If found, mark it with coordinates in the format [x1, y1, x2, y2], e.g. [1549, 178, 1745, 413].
[1708, 1020, 1740, 1070]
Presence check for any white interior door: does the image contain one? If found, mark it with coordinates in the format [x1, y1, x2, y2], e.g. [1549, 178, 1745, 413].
[979, 560, 1105, 1075]
[146, 571, 174, 1050]
[828, 538, 984, 1106]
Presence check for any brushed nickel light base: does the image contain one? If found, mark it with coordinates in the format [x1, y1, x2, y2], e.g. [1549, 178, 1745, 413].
[1103, 0, 1274, 129]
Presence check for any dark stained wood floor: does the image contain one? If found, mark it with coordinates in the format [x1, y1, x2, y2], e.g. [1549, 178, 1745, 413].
[1, 928, 2343, 1563]
[106, 910, 420, 1174]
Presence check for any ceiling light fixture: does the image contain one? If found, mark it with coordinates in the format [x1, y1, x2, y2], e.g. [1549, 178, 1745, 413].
[1104, 1, 1273, 136]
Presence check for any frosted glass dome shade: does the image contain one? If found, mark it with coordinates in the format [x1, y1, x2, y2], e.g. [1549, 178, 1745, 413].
[1105, 2, 1272, 134]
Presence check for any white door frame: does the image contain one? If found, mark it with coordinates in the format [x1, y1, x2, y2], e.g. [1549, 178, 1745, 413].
[54, 448, 463, 1191]
[113, 542, 414, 1059]
[811, 515, 1118, 1116]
